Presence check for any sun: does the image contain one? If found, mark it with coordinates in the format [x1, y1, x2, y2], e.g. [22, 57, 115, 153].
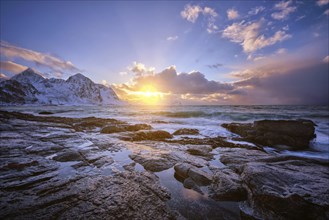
[136, 85, 164, 105]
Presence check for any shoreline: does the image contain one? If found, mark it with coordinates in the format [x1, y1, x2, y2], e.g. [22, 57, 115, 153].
[0, 110, 328, 219]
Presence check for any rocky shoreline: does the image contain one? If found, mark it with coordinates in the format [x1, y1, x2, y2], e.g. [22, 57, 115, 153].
[0, 110, 328, 219]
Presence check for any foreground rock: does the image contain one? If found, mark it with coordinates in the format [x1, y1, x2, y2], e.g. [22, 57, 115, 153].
[0, 111, 175, 219]
[240, 159, 329, 220]
[222, 119, 316, 149]
[1, 170, 175, 219]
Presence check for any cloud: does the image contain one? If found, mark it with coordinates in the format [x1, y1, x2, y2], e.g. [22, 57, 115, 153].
[207, 63, 223, 69]
[317, 0, 329, 6]
[324, 9, 329, 15]
[0, 61, 28, 74]
[119, 71, 128, 76]
[167, 36, 178, 41]
[227, 9, 239, 20]
[276, 48, 287, 54]
[128, 62, 155, 76]
[271, 0, 297, 20]
[222, 20, 291, 53]
[180, 4, 203, 23]
[248, 6, 265, 15]
[115, 51, 328, 105]
[323, 56, 329, 63]
[0, 73, 8, 79]
[181, 4, 218, 33]
[228, 50, 329, 104]
[295, 15, 306, 21]
[0, 41, 80, 74]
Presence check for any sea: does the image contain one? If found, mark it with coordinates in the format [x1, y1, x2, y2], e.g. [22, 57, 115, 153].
[1, 105, 328, 160]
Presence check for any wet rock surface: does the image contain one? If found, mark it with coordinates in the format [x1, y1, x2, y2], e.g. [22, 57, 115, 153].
[1, 110, 328, 220]
[0, 111, 175, 219]
[222, 119, 316, 149]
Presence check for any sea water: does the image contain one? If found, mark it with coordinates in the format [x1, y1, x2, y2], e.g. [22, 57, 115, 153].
[1, 105, 328, 159]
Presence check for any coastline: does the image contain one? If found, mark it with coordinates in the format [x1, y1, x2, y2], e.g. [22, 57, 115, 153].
[1, 109, 328, 219]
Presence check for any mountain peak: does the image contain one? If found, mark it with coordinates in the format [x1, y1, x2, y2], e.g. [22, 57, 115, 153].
[21, 68, 43, 76]
[67, 73, 93, 84]
[11, 68, 45, 83]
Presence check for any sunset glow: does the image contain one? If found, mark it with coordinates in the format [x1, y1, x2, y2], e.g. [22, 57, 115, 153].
[135, 85, 165, 105]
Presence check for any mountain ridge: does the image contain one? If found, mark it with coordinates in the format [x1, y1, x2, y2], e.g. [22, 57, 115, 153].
[0, 68, 122, 105]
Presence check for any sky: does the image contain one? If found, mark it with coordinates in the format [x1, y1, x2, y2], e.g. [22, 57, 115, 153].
[0, 0, 328, 105]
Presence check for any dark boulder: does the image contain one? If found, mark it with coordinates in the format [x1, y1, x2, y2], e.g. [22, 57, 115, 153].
[173, 128, 199, 135]
[174, 163, 193, 179]
[101, 124, 152, 134]
[222, 119, 316, 149]
[101, 125, 125, 134]
[39, 111, 54, 115]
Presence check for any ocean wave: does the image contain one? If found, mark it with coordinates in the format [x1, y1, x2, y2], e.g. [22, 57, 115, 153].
[152, 111, 208, 118]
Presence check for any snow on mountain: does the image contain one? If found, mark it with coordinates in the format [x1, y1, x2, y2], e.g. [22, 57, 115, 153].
[0, 68, 122, 105]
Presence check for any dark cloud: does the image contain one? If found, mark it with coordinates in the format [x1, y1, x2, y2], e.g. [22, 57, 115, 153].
[234, 63, 329, 105]
[207, 63, 223, 69]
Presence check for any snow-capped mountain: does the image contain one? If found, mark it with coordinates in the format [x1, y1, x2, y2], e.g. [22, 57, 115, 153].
[0, 68, 122, 105]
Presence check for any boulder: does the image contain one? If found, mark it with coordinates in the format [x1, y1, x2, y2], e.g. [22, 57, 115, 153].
[240, 159, 329, 220]
[209, 168, 247, 201]
[188, 167, 212, 186]
[39, 111, 54, 115]
[101, 124, 153, 134]
[174, 163, 193, 179]
[186, 145, 213, 157]
[129, 154, 175, 172]
[125, 124, 152, 131]
[173, 128, 199, 135]
[101, 125, 125, 134]
[174, 163, 212, 186]
[183, 178, 203, 194]
[222, 119, 316, 149]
